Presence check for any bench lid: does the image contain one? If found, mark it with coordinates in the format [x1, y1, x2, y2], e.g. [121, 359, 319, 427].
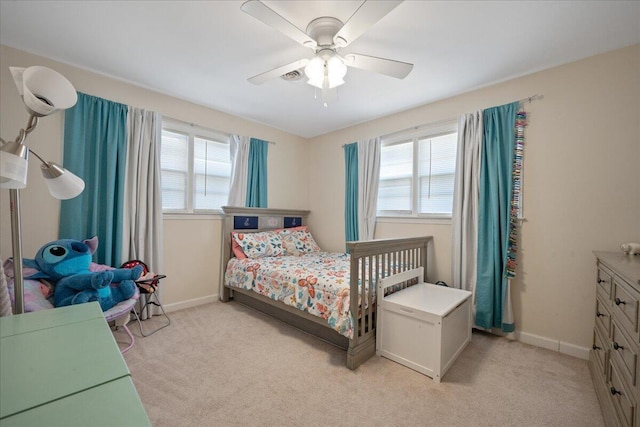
[383, 283, 472, 317]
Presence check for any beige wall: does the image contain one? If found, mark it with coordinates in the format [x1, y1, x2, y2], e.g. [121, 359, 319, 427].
[0, 45, 308, 310]
[308, 44, 640, 351]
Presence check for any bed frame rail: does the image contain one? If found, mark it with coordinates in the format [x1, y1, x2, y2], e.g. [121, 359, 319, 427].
[345, 236, 432, 369]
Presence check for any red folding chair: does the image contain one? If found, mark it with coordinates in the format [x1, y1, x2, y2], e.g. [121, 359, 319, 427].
[121, 260, 170, 337]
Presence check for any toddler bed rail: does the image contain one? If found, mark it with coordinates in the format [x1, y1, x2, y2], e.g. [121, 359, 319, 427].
[346, 236, 431, 368]
[219, 206, 432, 369]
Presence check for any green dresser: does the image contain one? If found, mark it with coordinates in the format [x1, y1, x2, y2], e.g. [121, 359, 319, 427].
[0, 302, 151, 426]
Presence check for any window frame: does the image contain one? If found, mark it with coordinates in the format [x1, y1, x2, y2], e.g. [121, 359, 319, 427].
[161, 119, 231, 215]
[377, 120, 458, 220]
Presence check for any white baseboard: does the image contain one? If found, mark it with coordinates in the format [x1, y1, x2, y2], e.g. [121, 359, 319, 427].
[559, 341, 590, 360]
[163, 294, 219, 313]
[513, 331, 590, 360]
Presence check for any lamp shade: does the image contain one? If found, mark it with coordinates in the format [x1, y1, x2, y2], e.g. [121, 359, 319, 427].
[40, 162, 85, 199]
[0, 141, 29, 189]
[10, 66, 77, 117]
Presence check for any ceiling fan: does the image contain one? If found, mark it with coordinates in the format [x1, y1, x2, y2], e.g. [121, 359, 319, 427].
[241, 0, 413, 105]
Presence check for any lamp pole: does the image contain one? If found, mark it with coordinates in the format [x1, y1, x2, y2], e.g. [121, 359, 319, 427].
[9, 188, 24, 314]
[2, 116, 35, 316]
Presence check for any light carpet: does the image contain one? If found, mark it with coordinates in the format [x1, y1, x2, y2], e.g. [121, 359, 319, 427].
[117, 301, 604, 427]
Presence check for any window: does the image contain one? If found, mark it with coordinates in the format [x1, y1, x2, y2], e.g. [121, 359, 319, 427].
[160, 120, 231, 213]
[377, 122, 458, 218]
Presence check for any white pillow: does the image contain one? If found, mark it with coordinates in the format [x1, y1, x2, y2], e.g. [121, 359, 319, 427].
[278, 227, 321, 256]
[232, 231, 284, 258]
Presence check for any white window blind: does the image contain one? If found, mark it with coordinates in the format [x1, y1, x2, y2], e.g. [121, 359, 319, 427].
[160, 130, 188, 210]
[378, 141, 412, 212]
[418, 133, 458, 215]
[161, 121, 230, 213]
[377, 122, 458, 218]
[193, 137, 231, 210]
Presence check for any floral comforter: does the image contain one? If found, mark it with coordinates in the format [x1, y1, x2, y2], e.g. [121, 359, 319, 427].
[224, 252, 358, 339]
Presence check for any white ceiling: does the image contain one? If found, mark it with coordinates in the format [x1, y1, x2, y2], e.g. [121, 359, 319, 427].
[1, 1, 639, 138]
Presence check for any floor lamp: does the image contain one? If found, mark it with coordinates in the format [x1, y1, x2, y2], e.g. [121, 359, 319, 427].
[0, 66, 84, 314]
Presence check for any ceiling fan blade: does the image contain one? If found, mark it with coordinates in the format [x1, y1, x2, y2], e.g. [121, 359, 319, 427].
[241, 0, 317, 48]
[333, 0, 403, 47]
[344, 53, 413, 79]
[248, 58, 310, 85]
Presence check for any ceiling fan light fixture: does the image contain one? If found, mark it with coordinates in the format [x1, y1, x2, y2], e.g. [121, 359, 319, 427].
[305, 56, 325, 88]
[305, 54, 347, 90]
[327, 56, 347, 88]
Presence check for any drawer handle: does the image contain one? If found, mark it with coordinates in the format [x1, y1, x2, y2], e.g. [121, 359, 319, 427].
[592, 344, 601, 350]
[596, 311, 607, 317]
[610, 387, 622, 396]
[615, 297, 626, 306]
[613, 342, 625, 351]
[598, 278, 607, 284]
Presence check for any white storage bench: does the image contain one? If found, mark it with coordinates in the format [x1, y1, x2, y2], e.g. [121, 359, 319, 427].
[376, 267, 472, 382]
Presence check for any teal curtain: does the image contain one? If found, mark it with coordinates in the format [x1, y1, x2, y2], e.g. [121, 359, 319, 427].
[59, 92, 128, 266]
[475, 101, 518, 333]
[246, 138, 268, 208]
[344, 143, 358, 245]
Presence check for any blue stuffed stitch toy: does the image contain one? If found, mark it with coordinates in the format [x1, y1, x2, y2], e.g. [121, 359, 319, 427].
[23, 236, 142, 311]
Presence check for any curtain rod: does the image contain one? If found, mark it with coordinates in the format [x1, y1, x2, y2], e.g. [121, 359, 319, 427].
[342, 93, 543, 146]
[234, 135, 276, 145]
[342, 116, 458, 146]
[518, 94, 544, 104]
[163, 115, 276, 144]
[378, 116, 458, 141]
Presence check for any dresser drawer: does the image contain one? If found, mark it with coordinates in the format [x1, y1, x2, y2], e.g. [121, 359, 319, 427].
[613, 278, 640, 338]
[609, 360, 636, 427]
[597, 296, 613, 338]
[593, 327, 609, 376]
[598, 265, 614, 301]
[611, 320, 639, 393]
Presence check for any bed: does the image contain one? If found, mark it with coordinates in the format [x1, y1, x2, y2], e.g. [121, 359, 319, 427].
[219, 206, 433, 370]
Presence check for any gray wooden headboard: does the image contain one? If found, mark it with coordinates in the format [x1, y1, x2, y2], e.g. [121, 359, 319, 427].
[219, 206, 310, 301]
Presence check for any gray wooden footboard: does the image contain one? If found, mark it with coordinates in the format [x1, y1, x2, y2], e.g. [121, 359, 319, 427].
[345, 236, 432, 369]
[219, 206, 432, 370]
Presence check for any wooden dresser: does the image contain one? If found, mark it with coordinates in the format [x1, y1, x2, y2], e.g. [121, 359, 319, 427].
[590, 251, 640, 427]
